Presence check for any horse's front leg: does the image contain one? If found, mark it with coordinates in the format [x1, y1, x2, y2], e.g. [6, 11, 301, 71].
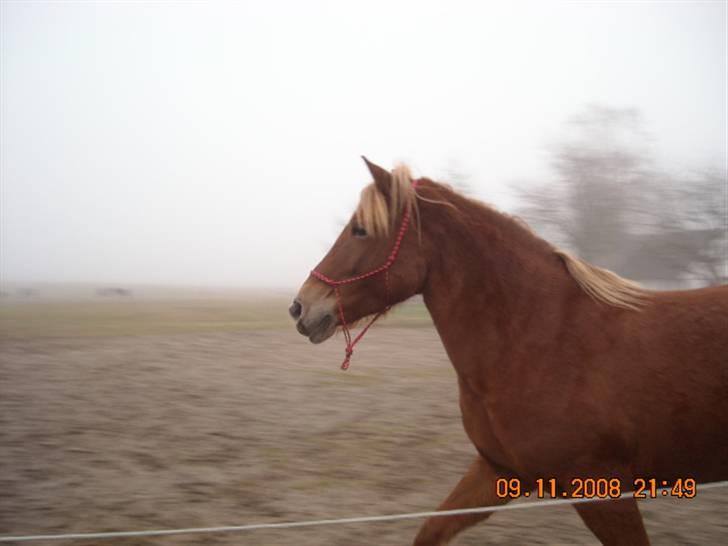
[574, 497, 650, 546]
[412, 455, 514, 546]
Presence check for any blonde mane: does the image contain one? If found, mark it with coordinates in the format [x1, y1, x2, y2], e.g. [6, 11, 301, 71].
[555, 249, 649, 311]
[355, 163, 649, 311]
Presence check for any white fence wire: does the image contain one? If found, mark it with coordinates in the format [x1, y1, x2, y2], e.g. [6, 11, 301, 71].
[2, 480, 727, 543]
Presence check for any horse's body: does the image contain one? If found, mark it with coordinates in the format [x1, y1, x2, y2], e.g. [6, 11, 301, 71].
[291, 159, 728, 545]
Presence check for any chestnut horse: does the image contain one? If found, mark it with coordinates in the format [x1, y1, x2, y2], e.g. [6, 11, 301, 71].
[290, 158, 728, 545]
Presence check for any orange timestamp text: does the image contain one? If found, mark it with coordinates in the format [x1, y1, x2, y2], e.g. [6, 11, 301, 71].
[495, 477, 697, 500]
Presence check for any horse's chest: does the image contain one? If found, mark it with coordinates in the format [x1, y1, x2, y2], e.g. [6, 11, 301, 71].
[458, 381, 516, 470]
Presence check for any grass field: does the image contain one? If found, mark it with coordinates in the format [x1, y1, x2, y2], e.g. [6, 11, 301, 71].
[0, 290, 432, 339]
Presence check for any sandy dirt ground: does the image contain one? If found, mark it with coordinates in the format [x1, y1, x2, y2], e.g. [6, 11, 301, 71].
[1, 327, 726, 545]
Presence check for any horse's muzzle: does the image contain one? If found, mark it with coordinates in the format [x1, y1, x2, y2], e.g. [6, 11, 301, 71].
[295, 312, 335, 344]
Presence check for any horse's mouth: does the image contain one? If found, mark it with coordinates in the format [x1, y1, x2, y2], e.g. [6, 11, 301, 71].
[297, 313, 336, 344]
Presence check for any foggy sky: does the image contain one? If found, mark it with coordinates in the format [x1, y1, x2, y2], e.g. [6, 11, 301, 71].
[1, 1, 725, 288]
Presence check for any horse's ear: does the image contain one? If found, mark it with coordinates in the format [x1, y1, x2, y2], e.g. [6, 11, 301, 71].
[361, 156, 392, 198]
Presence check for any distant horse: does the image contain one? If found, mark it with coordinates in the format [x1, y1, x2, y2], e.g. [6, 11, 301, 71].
[290, 158, 728, 545]
[97, 287, 131, 298]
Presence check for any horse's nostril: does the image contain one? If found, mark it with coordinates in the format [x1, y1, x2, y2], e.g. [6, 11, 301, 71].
[289, 299, 302, 320]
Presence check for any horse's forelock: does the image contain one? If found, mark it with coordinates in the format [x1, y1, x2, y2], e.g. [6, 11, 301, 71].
[356, 163, 417, 237]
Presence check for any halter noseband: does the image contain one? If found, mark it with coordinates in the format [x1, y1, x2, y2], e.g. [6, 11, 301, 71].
[310, 179, 419, 370]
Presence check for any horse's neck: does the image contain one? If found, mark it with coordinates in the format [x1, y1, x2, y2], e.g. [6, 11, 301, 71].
[420, 201, 573, 388]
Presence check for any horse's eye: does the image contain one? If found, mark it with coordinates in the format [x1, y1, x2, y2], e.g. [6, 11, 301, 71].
[352, 226, 367, 238]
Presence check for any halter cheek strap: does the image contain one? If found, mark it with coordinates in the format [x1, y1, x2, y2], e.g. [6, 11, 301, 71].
[310, 179, 419, 370]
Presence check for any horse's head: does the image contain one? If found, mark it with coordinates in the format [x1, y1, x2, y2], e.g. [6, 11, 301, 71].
[290, 158, 427, 351]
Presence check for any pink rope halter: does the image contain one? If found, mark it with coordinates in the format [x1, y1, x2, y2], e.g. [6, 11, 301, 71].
[310, 179, 419, 370]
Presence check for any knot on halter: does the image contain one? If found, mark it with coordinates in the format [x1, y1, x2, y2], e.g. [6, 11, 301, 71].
[311, 179, 419, 370]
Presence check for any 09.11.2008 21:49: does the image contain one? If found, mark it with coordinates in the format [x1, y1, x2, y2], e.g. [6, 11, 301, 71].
[495, 477, 696, 500]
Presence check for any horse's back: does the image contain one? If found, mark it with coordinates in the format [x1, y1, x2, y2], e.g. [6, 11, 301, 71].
[630, 284, 728, 481]
[651, 282, 728, 306]
[645, 283, 728, 356]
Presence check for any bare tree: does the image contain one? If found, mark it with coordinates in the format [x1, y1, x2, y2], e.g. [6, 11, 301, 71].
[513, 105, 727, 287]
[654, 169, 727, 285]
[514, 105, 652, 258]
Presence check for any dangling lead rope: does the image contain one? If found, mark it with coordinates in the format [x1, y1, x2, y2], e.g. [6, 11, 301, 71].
[311, 180, 419, 369]
[333, 290, 382, 370]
